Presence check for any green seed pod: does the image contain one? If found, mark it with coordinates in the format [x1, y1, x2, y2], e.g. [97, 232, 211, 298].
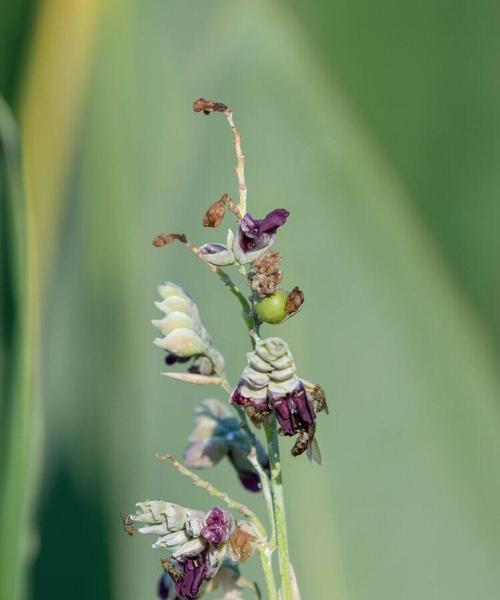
[255, 289, 289, 324]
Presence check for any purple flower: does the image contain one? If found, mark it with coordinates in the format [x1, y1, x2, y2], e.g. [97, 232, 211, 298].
[201, 508, 234, 547]
[229, 337, 325, 460]
[175, 551, 209, 600]
[233, 209, 289, 263]
[271, 383, 315, 437]
[184, 399, 270, 493]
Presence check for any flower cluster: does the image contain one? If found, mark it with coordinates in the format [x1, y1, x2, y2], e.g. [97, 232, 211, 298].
[153, 282, 224, 375]
[124, 99, 330, 600]
[184, 399, 270, 492]
[129, 501, 255, 600]
[231, 336, 326, 460]
[200, 208, 289, 266]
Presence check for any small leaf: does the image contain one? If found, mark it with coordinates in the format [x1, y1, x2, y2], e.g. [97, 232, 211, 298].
[161, 372, 223, 385]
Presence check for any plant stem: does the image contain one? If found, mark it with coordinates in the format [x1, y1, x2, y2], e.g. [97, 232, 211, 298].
[185, 241, 255, 336]
[264, 419, 293, 600]
[248, 448, 276, 549]
[224, 109, 247, 217]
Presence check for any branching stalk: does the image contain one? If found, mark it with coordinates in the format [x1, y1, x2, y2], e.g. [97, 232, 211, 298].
[156, 453, 278, 600]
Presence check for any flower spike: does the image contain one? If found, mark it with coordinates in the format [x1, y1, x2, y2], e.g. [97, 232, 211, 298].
[230, 337, 326, 461]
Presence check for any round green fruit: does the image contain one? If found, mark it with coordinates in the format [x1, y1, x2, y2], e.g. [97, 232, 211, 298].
[255, 289, 288, 324]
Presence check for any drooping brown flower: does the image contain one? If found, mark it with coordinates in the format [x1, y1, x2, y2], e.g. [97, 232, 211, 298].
[203, 194, 228, 228]
[285, 286, 305, 316]
[193, 98, 228, 115]
[228, 525, 257, 563]
[153, 233, 187, 247]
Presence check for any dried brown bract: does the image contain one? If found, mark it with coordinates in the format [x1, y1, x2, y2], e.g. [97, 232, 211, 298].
[311, 384, 329, 414]
[152, 233, 187, 247]
[203, 193, 234, 227]
[121, 513, 136, 536]
[245, 404, 271, 427]
[250, 251, 283, 297]
[285, 286, 304, 315]
[193, 98, 228, 115]
[161, 558, 182, 581]
[229, 526, 257, 563]
[291, 424, 315, 458]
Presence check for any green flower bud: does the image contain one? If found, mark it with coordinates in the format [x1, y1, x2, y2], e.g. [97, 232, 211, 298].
[255, 289, 289, 324]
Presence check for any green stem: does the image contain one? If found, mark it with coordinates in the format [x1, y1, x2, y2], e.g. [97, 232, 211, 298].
[264, 419, 293, 600]
[185, 242, 286, 599]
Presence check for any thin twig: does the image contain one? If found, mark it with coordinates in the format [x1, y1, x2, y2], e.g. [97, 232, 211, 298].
[225, 109, 247, 218]
[184, 240, 255, 337]
[155, 453, 265, 537]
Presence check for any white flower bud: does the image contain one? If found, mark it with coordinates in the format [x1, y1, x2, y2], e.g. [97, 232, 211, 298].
[241, 365, 270, 388]
[154, 328, 207, 356]
[270, 365, 296, 382]
[157, 282, 187, 299]
[152, 311, 195, 335]
[171, 537, 206, 558]
[184, 508, 205, 538]
[155, 295, 193, 316]
[152, 529, 190, 549]
[131, 501, 187, 531]
[199, 243, 235, 266]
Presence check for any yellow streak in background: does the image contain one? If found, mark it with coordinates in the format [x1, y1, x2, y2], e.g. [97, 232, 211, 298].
[20, 0, 103, 287]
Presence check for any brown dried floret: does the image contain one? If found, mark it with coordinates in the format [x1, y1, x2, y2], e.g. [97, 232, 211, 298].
[193, 98, 228, 115]
[285, 286, 305, 315]
[250, 251, 283, 297]
[152, 233, 187, 247]
[311, 384, 329, 414]
[203, 193, 232, 227]
[229, 526, 257, 563]
[120, 513, 135, 536]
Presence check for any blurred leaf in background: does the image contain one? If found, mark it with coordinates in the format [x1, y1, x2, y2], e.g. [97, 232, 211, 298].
[1, 1, 500, 600]
[0, 98, 39, 600]
[287, 0, 500, 352]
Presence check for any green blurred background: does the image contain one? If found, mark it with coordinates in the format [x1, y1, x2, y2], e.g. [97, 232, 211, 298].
[1, 1, 500, 599]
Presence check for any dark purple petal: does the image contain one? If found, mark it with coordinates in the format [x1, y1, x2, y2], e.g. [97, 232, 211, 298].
[227, 438, 270, 493]
[237, 209, 289, 254]
[175, 555, 208, 600]
[292, 387, 315, 426]
[199, 243, 228, 255]
[230, 384, 269, 412]
[237, 470, 262, 492]
[165, 353, 191, 366]
[274, 398, 296, 435]
[239, 213, 260, 239]
[259, 209, 289, 233]
[201, 507, 233, 546]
